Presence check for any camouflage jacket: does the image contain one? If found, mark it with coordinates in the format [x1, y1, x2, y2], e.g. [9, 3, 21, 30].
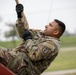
[13, 17, 60, 75]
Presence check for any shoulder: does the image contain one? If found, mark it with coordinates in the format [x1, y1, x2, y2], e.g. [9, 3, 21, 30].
[45, 36, 60, 46]
[43, 36, 60, 51]
[41, 37, 60, 59]
[42, 40, 55, 52]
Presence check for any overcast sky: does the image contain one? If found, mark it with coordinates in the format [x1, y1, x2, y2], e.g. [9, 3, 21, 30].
[0, 0, 76, 40]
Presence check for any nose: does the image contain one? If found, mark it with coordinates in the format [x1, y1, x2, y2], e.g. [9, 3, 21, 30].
[45, 25, 48, 28]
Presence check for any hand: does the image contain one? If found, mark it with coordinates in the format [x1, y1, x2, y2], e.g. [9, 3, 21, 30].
[22, 29, 32, 41]
[16, 4, 24, 18]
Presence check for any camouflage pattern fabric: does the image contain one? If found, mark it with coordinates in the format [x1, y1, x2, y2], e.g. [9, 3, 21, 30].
[0, 17, 60, 75]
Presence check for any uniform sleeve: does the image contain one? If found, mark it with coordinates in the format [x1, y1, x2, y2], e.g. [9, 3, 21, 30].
[29, 29, 42, 39]
[16, 15, 29, 38]
[25, 39, 56, 61]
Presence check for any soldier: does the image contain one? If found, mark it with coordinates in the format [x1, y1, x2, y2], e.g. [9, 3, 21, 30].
[0, 4, 66, 75]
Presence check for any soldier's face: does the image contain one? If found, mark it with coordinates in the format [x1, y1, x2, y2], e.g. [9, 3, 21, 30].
[44, 21, 59, 36]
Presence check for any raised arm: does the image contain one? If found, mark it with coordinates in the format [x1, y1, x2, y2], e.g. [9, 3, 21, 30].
[15, 0, 29, 38]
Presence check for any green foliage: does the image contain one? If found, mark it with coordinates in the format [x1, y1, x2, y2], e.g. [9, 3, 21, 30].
[4, 23, 17, 38]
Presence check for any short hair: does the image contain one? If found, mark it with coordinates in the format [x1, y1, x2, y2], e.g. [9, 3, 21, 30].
[54, 19, 66, 37]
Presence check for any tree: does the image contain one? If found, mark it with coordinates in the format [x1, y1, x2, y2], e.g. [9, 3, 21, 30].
[4, 23, 18, 47]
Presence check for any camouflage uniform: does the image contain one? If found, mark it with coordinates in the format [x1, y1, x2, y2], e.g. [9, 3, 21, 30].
[0, 16, 60, 75]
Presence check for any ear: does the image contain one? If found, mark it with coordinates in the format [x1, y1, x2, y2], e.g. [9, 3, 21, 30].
[53, 30, 59, 35]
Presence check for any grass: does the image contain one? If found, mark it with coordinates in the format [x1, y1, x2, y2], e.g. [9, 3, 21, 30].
[60, 36, 76, 47]
[46, 49, 76, 71]
[0, 40, 21, 48]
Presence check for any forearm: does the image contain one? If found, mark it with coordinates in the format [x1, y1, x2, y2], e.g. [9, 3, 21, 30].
[15, 3, 29, 38]
[16, 18, 25, 38]
[22, 13, 29, 29]
[16, 17, 29, 38]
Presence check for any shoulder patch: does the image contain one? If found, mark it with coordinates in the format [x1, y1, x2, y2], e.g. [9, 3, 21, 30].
[42, 47, 51, 54]
[42, 42, 55, 51]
